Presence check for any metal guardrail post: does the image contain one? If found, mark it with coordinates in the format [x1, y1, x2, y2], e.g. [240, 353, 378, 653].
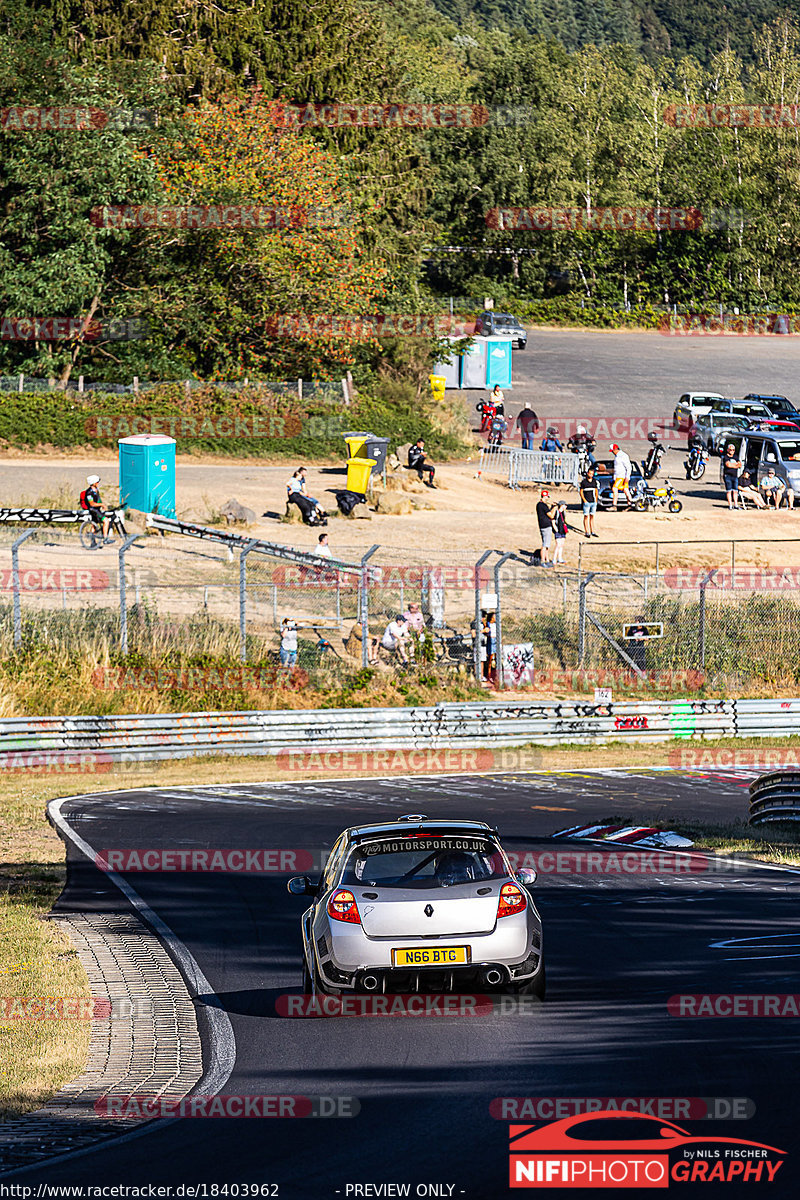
[493, 552, 515, 689]
[11, 528, 37, 649]
[239, 541, 259, 663]
[474, 550, 500, 682]
[578, 572, 595, 667]
[698, 568, 717, 671]
[360, 545, 379, 669]
[119, 535, 145, 654]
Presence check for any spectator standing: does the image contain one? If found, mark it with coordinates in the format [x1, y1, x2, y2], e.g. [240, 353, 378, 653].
[610, 443, 632, 509]
[580, 466, 599, 537]
[517, 403, 539, 450]
[279, 618, 298, 666]
[408, 439, 436, 488]
[316, 533, 332, 557]
[536, 490, 557, 566]
[553, 502, 568, 564]
[722, 444, 742, 510]
[403, 601, 425, 637]
[761, 466, 794, 509]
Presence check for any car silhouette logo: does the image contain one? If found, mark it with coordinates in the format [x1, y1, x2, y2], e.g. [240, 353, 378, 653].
[509, 1111, 786, 1155]
[424, 904, 434, 917]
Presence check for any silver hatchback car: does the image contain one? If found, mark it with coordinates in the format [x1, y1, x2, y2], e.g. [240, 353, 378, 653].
[288, 815, 544, 998]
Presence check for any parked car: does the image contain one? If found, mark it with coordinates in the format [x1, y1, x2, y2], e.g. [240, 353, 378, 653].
[474, 312, 527, 349]
[742, 394, 800, 419]
[673, 393, 727, 430]
[745, 418, 800, 435]
[711, 398, 772, 420]
[718, 430, 800, 500]
[689, 412, 750, 454]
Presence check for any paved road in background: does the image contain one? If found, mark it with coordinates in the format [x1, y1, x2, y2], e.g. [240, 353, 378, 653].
[510, 328, 800, 423]
[8, 769, 799, 1197]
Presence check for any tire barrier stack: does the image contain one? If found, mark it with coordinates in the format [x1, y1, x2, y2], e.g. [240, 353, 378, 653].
[749, 772, 800, 825]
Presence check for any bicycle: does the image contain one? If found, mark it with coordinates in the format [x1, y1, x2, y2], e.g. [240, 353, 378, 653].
[79, 507, 128, 550]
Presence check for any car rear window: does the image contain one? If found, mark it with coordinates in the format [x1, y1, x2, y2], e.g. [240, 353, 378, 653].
[733, 403, 769, 416]
[342, 836, 509, 889]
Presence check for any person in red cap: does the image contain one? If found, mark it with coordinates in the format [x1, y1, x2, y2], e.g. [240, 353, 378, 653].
[610, 443, 632, 509]
[535, 489, 557, 565]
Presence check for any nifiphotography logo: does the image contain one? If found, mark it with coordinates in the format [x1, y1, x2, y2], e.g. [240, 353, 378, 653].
[508, 1110, 786, 1187]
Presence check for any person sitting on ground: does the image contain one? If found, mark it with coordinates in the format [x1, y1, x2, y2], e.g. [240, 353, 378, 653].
[80, 474, 114, 543]
[760, 466, 794, 509]
[408, 438, 436, 487]
[380, 614, 410, 664]
[737, 471, 766, 509]
[541, 426, 563, 453]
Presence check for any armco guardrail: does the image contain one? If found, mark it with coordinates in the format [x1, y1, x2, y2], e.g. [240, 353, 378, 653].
[749, 771, 800, 825]
[1, 696, 795, 768]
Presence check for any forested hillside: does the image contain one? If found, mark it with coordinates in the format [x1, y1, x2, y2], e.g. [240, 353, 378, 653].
[3, 0, 800, 385]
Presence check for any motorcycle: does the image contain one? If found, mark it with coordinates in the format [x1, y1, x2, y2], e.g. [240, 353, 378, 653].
[476, 400, 497, 433]
[567, 434, 597, 476]
[685, 440, 709, 480]
[642, 432, 667, 479]
[488, 416, 508, 447]
[633, 479, 683, 513]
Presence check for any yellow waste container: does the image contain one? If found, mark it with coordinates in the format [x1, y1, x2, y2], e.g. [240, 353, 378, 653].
[345, 434, 369, 460]
[346, 456, 377, 494]
[429, 374, 446, 398]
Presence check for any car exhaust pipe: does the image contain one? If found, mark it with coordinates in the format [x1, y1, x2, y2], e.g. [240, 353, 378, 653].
[482, 967, 503, 987]
[361, 974, 379, 991]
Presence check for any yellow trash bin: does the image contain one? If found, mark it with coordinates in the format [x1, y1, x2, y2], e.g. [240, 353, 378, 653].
[346, 456, 377, 494]
[429, 374, 446, 398]
[345, 434, 369, 460]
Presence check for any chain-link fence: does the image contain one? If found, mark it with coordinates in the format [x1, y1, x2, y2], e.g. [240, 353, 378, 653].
[4, 524, 800, 694]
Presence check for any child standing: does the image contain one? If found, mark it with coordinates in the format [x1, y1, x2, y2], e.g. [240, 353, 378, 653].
[553, 503, 568, 564]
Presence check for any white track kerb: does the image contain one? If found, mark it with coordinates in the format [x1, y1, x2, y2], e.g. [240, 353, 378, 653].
[19, 796, 239, 1169]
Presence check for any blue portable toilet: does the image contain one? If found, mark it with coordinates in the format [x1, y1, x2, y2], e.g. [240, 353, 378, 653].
[119, 434, 176, 517]
[485, 337, 513, 388]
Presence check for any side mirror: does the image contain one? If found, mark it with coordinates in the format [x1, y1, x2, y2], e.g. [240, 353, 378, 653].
[516, 868, 537, 886]
[287, 875, 316, 897]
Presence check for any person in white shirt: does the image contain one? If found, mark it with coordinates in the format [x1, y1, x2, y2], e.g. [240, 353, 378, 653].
[317, 533, 332, 558]
[279, 618, 298, 666]
[381, 615, 410, 664]
[610, 443, 632, 509]
[760, 467, 794, 509]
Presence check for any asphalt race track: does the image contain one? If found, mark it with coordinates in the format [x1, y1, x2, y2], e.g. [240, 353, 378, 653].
[6, 768, 800, 1197]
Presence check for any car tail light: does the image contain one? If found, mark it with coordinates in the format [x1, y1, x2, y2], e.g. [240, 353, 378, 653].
[327, 889, 361, 924]
[497, 882, 527, 918]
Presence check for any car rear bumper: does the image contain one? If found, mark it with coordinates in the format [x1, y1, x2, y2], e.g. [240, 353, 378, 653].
[318, 950, 542, 993]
